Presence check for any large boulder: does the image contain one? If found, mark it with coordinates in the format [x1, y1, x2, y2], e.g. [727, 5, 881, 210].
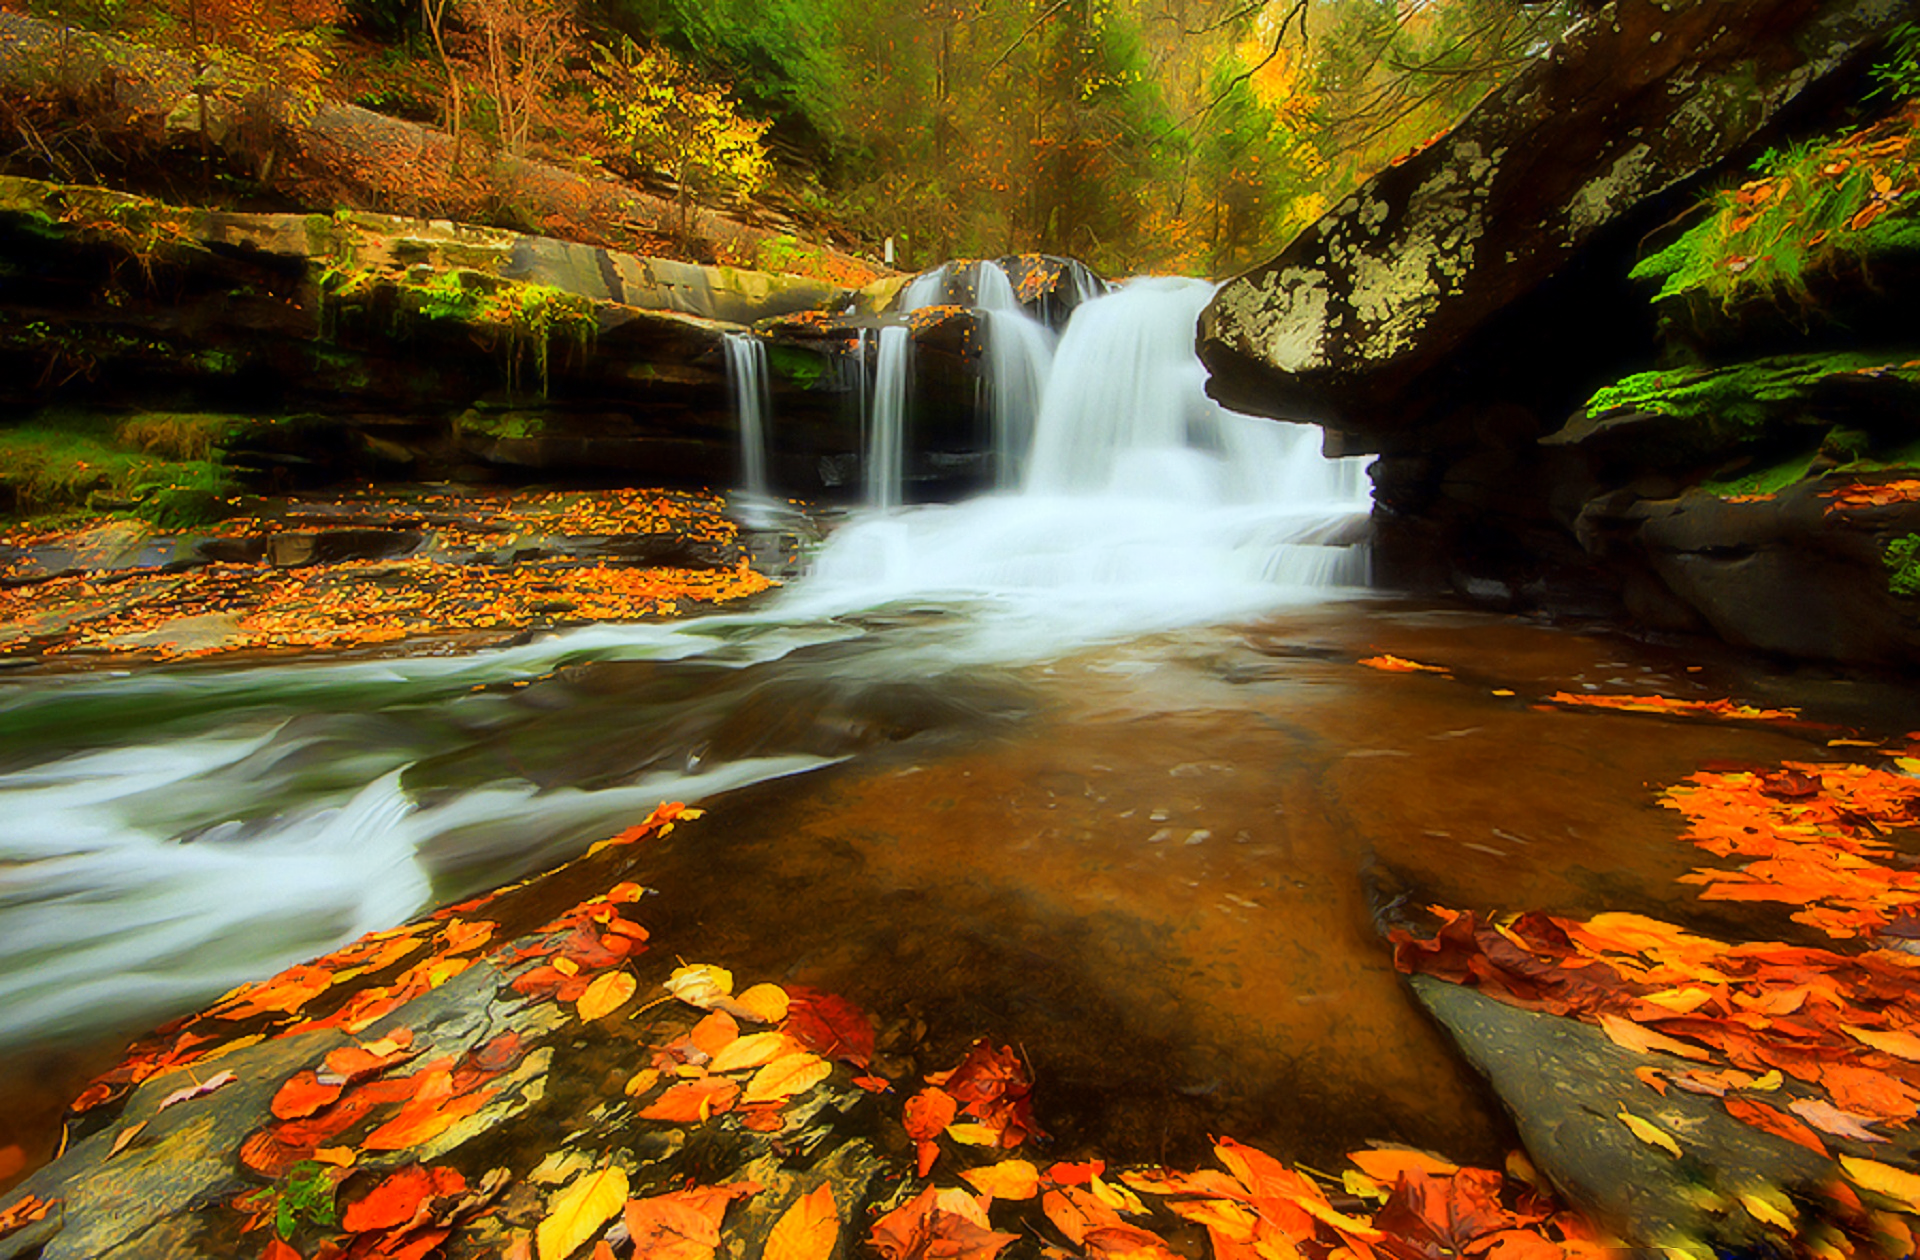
[1197, 0, 1908, 441]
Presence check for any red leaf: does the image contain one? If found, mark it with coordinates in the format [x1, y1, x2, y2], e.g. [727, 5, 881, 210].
[782, 987, 875, 1068]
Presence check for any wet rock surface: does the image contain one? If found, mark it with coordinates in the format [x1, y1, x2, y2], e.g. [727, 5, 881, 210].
[1197, 0, 1905, 436]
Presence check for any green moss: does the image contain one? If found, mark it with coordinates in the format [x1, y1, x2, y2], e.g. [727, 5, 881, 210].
[1631, 103, 1920, 310]
[767, 343, 826, 388]
[1585, 351, 1916, 437]
[1886, 534, 1920, 597]
[321, 265, 596, 396]
[1700, 449, 1820, 499]
[0, 411, 236, 527]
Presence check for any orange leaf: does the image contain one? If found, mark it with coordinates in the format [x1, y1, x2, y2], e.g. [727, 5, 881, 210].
[271, 1071, 344, 1121]
[1723, 1098, 1828, 1157]
[342, 1165, 467, 1234]
[690, 1011, 739, 1057]
[636, 1077, 740, 1122]
[904, 1087, 958, 1140]
[765, 1185, 838, 1260]
[962, 1160, 1041, 1200]
[1359, 654, 1449, 674]
[1596, 1013, 1710, 1061]
[622, 1181, 760, 1260]
[1345, 1147, 1460, 1184]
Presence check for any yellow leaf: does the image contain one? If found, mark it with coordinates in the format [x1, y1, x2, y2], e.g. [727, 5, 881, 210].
[1841, 1025, 1920, 1062]
[764, 1184, 837, 1260]
[312, 1146, 357, 1167]
[709, 1031, 798, 1075]
[945, 1123, 1002, 1147]
[1749, 1070, 1782, 1092]
[1618, 1107, 1682, 1157]
[552, 957, 581, 977]
[1642, 987, 1715, 1014]
[1342, 1170, 1387, 1203]
[537, 1167, 629, 1260]
[961, 1159, 1040, 1200]
[623, 1068, 660, 1098]
[1840, 1155, 1920, 1211]
[1091, 1174, 1148, 1215]
[741, 1051, 831, 1104]
[664, 963, 733, 1009]
[731, 982, 790, 1024]
[1739, 1190, 1796, 1232]
[577, 971, 637, 1021]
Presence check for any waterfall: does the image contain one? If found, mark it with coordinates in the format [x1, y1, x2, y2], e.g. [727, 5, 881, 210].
[973, 260, 1020, 312]
[723, 333, 773, 503]
[980, 309, 1054, 488]
[866, 327, 911, 510]
[899, 264, 950, 312]
[800, 275, 1374, 648]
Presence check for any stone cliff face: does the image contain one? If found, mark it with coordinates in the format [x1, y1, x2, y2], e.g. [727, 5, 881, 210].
[0, 177, 1101, 511]
[1197, 0, 1920, 667]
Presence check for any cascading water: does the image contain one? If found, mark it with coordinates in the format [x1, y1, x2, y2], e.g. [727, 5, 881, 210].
[979, 309, 1054, 488]
[865, 326, 911, 510]
[799, 275, 1372, 651]
[723, 333, 773, 506]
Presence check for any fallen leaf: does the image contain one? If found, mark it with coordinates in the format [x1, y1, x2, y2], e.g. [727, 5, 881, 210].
[1618, 1107, 1682, 1157]
[963, 1160, 1041, 1200]
[537, 1167, 629, 1260]
[732, 982, 790, 1023]
[765, 1184, 838, 1260]
[690, 1011, 739, 1058]
[904, 1087, 958, 1140]
[708, 1031, 798, 1074]
[664, 964, 734, 1009]
[577, 971, 637, 1021]
[1346, 1147, 1461, 1184]
[782, 988, 875, 1067]
[1597, 1013, 1710, 1062]
[272, 1071, 345, 1121]
[636, 1077, 740, 1122]
[157, 1070, 237, 1112]
[1359, 654, 1449, 674]
[1841, 1024, 1920, 1062]
[742, 1052, 831, 1104]
[263, 1240, 303, 1260]
[622, 1181, 760, 1260]
[1839, 1155, 1920, 1211]
[107, 1123, 148, 1158]
[343, 1165, 466, 1234]
[1723, 1098, 1828, 1157]
[1739, 1190, 1796, 1232]
[1787, 1097, 1886, 1143]
[871, 1185, 1018, 1260]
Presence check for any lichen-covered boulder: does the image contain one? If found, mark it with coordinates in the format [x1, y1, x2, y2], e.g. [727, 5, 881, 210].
[1197, 0, 1908, 440]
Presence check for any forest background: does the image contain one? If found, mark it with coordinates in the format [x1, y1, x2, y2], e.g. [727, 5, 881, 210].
[0, 0, 1579, 277]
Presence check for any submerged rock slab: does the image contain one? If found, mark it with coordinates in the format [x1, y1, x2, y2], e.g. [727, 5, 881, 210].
[1197, 0, 1907, 439]
[1408, 974, 1835, 1254]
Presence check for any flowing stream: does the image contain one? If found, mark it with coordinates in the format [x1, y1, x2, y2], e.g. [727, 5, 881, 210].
[0, 277, 1887, 1176]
